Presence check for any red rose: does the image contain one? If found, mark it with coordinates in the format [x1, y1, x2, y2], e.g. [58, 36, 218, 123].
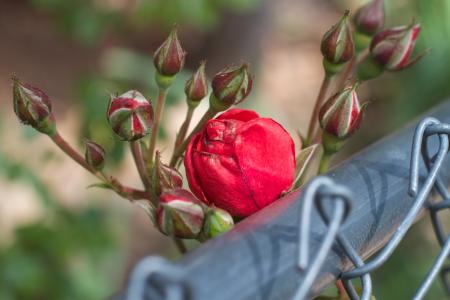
[184, 109, 296, 217]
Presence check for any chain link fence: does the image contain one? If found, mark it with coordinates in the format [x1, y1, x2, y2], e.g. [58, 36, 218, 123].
[122, 101, 450, 300]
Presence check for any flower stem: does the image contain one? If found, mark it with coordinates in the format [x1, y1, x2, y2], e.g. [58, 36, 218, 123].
[318, 151, 333, 174]
[336, 50, 369, 90]
[50, 132, 150, 201]
[336, 279, 348, 299]
[148, 88, 167, 167]
[170, 107, 217, 167]
[130, 141, 155, 203]
[306, 75, 332, 146]
[51, 132, 93, 172]
[174, 104, 195, 148]
[336, 58, 356, 90]
[173, 237, 187, 254]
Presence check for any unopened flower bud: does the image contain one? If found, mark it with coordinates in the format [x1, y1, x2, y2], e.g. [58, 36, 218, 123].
[319, 83, 363, 153]
[157, 189, 205, 239]
[353, 0, 384, 51]
[370, 23, 423, 72]
[210, 63, 253, 111]
[199, 207, 234, 241]
[353, 0, 384, 36]
[321, 11, 355, 73]
[85, 140, 106, 170]
[152, 151, 183, 195]
[153, 26, 186, 88]
[107, 90, 154, 141]
[185, 62, 208, 106]
[12, 77, 56, 135]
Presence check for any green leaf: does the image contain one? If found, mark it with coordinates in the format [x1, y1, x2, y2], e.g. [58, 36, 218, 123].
[293, 144, 319, 189]
[86, 182, 114, 190]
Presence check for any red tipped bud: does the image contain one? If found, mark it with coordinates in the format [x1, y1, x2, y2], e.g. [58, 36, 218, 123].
[321, 11, 355, 68]
[185, 62, 208, 105]
[353, 0, 384, 36]
[157, 189, 205, 239]
[153, 26, 186, 77]
[84, 140, 106, 170]
[152, 151, 183, 195]
[107, 90, 154, 141]
[370, 23, 423, 71]
[210, 63, 253, 111]
[319, 83, 363, 152]
[199, 207, 234, 241]
[12, 77, 56, 135]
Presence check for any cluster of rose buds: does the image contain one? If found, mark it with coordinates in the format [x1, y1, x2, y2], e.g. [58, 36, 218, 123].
[10, 0, 427, 256]
[11, 26, 263, 244]
[318, 0, 423, 80]
[308, 0, 426, 174]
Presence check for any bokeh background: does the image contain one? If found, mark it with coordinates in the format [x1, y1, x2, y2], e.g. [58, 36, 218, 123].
[1, 0, 450, 299]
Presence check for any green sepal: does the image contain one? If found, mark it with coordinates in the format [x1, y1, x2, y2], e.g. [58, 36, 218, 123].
[155, 72, 175, 90]
[357, 55, 383, 81]
[354, 30, 373, 53]
[323, 59, 345, 76]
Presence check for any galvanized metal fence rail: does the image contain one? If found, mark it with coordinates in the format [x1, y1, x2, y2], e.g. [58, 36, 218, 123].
[124, 100, 450, 300]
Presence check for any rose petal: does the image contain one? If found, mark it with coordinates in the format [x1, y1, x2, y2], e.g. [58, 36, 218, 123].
[216, 108, 259, 122]
[234, 118, 295, 210]
[191, 151, 259, 216]
[201, 119, 240, 156]
[184, 134, 209, 204]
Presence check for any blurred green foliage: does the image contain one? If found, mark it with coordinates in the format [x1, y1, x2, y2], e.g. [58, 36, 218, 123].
[0, 122, 121, 300]
[29, 0, 261, 46]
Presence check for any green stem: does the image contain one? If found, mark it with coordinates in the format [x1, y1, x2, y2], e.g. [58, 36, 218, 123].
[174, 104, 195, 148]
[170, 107, 217, 167]
[50, 132, 149, 200]
[148, 88, 167, 167]
[319, 151, 333, 174]
[130, 141, 155, 203]
[51, 132, 94, 172]
[173, 237, 187, 254]
[306, 75, 332, 146]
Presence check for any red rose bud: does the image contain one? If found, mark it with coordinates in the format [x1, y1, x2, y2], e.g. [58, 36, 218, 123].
[185, 62, 208, 105]
[12, 77, 56, 135]
[107, 90, 154, 141]
[199, 207, 234, 241]
[210, 63, 253, 111]
[152, 151, 183, 195]
[156, 189, 205, 239]
[84, 140, 106, 170]
[153, 26, 186, 78]
[370, 23, 423, 72]
[353, 0, 384, 36]
[184, 109, 295, 217]
[319, 84, 363, 152]
[321, 10, 355, 72]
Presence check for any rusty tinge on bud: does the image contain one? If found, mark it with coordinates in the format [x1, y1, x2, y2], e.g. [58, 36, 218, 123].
[353, 0, 385, 36]
[157, 189, 205, 239]
[153, 26, 186, 77]
[370, 23, 424, 71]
[210, 63, 253, 111]
[12, 77, 56, 135]
[107, 90, 154, 141]
[185, 61, 208, 104]
[85, 140, 106, 171]
[321, 10, 355, 66]
[319, 83, 363, 141]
